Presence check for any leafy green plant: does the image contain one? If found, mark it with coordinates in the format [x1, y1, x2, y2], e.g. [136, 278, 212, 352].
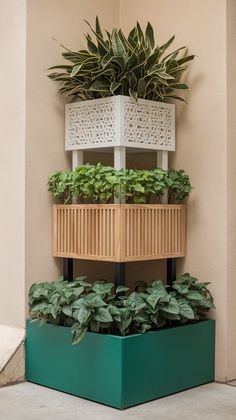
[166, 169, 192, 203]
[48, 164, 192, 204]
[29, 274, 214, 345]
[48, 17, 194, 102]
[171, 273, 215, 320]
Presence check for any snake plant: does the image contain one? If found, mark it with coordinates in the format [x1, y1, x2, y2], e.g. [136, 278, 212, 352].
[48, 17, 194, 102]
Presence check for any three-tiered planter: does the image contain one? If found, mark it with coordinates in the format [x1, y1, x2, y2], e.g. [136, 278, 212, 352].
[26, 95, 215, 409]
[58, 96, 182, 283]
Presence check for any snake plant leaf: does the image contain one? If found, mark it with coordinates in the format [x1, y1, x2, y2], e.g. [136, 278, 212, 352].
[70, 63, 84, 77]
[163, 46, 186, 61]
[85, 34, 98, 54]
[137, 78, 146, 97]
[95, 15, 103, 39]
[145, 21, 155, 49]
[110, 81, 121, 94]
[159, 35, 175, 54]
[125, 53, 139, 71]
[127, 27, 138, 49]
[157, 71, 175, 80]
[89, 80, 110, 92]
[164, 94, 186, 102]
[177, 55, 195, 65]
[84, 19, 109, 54]
[136, 22, 145, 46]
[118, 29, 131, 53]
[111, 29, 126, 56]
[171, 83, 189, 90]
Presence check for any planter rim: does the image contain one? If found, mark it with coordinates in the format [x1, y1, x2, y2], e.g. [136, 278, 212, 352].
[65, 94, 175, 109]
[28, 319, 214, 340]
[53, 203, 186, 209]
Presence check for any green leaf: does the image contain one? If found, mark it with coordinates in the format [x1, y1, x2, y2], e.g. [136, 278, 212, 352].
[145, 22, 154, 49]
[177, 55, 195, 65]
[94, 307, 113, 323]
[72, 326, 87, 345]
[111, 29, 126, 56]
[173, 283, 189, 295]
[95, 16, 103, 39]
[137, 78, 146, 97]
[171, 83, 188, 90]
[179, 302, 195, 319]
[116, 286, 129, 294]
[93, 283, 113, 294]
[62, 306, 72, 317]
[147, 293, 160, 309]
[161, 297, 180, 315]
[92, 295, 107, 308]
[139, 323, 152, 333]
[157, 71, 174, 80]
[89, 80, 110, 92]
[110, 81, 121, 94]
[70, 63, 83, 77]
[76, 308, 91, 324]
[186, 291, 204, 301]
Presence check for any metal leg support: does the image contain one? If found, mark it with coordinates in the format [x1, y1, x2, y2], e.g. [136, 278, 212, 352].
[63, 258, 74, 282]
[114, 263, 126, 287]
[167, 258, 176, 289]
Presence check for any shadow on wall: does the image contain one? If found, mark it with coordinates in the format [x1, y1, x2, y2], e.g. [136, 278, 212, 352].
[74, 259, 166, 290]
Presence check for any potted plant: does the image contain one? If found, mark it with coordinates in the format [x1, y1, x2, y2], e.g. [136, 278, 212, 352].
[26, 274, 215, 409]
[49, 164, 192, 261]
[48, 18, 194, 152]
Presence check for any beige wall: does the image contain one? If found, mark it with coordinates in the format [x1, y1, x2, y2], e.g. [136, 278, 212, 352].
[3, 0, 235, 382]
[226, 0, 236, 381]
[25, 0, 166, 296]
[25, 0, 120, 291]
[0, 1, 26, 327]
[120, 0, 228, 381]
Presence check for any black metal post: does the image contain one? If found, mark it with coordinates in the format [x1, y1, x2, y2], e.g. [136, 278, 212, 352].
[114, 262, 126, 287]
[63, 258, 74, 282]
[167, 258, 176, 289]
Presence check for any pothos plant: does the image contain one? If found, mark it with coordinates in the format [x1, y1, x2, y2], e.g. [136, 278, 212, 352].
[29, 274, 214, 345]
[48, 163, 192, 204]
[48, 17, 194, 102]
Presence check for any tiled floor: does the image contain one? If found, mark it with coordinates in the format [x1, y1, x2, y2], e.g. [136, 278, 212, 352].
[0, 382, 236, 420]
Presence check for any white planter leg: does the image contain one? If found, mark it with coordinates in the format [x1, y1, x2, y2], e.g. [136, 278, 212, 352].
[114, 146, 126, 204]
[72, 150, 83, 170]
[72, 151, 83, 203]
[157, 151, 168, 204]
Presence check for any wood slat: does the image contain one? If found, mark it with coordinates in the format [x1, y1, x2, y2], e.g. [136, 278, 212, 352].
[53, 204, 186, 262]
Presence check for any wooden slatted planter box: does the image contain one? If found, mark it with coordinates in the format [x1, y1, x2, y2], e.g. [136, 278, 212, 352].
[53, 204, 186, 262]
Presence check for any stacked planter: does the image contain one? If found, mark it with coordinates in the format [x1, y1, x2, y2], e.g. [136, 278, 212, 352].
[26, 95, 215, 409]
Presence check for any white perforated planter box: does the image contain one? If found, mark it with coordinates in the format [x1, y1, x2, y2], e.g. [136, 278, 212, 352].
[65, 96, 175, 151]
[53, 204, 185, 262]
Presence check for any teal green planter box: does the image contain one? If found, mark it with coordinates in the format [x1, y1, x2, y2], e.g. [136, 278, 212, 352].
[26, 320, 215, 409]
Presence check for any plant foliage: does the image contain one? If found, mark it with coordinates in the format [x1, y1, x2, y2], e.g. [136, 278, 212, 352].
[29, 274, 214, 345]
[48, 17, 194, 102]
[48, 163, 192, 204]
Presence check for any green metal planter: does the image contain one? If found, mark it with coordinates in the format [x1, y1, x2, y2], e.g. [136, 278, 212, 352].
[25, 319, 215, 409]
